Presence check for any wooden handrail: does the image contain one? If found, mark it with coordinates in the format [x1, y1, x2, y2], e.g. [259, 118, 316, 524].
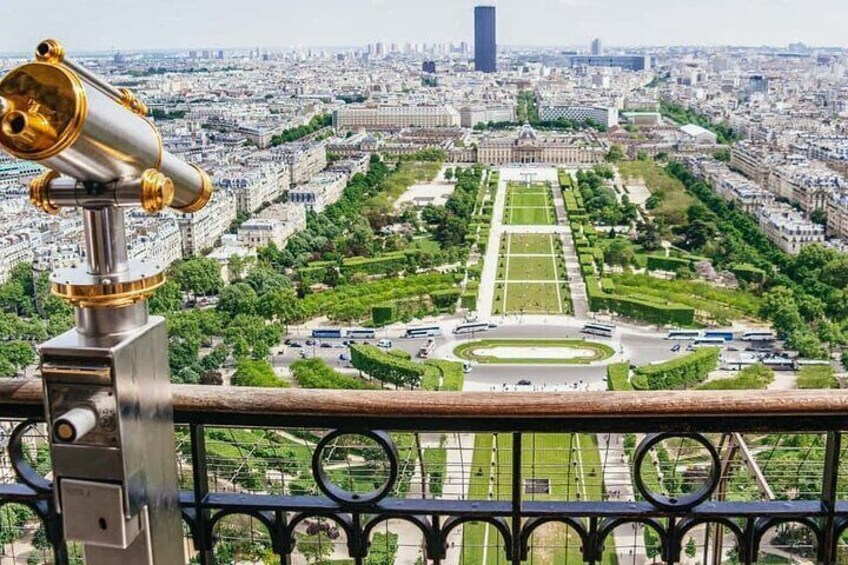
[1, 378, 847, 424]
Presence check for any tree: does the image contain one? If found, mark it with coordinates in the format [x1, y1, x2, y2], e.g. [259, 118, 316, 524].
[297, 531, 334, 564]
[216, 283, 259, 317]
[0, 342, 35, 371]
[172, 257, 223, 296]
[227, 254, 251, 282]
[232, 359, 286, 388]
[149, 280, 183, 314]
[605, 144, 625, 162]
[604, 239, 635, 268]
[258, 289, 302, 329]
[810, 208, 827, 226]
[685, 537, 697, 558]
[323, 266, 341, 288]
[443, 167, 453, 181]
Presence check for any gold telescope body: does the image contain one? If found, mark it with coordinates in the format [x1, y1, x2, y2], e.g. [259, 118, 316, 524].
[0, 39, 211, 213]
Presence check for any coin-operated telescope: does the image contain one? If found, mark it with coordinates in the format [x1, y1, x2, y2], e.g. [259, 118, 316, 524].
[0, 39, 212, 564]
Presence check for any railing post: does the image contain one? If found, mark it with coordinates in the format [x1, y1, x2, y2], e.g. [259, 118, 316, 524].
[821, 430, 841, 563]
[190, 423, 214, 565]
[511, 433, 522, 565]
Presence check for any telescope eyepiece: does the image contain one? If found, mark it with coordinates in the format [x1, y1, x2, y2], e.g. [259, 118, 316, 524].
[35, 39, 65, 64]
[1, 109, 57, 151]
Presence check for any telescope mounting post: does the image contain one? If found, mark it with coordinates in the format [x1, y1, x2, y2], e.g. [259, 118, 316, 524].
[39, 192, 184, 564]
[0, 38, 214, 564]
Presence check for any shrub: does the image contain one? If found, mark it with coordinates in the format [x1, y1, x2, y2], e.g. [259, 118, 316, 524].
[232, 359, 287, 388]
[697, 364, 774, 390]
[633, 347, 719, 390]
[291, 358, 375, 389]
[646, 255, 693, 272]
[796, 365, 838, 389]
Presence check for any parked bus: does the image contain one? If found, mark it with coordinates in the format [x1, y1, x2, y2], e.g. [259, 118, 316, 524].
[693, 337, 726, 347]
[794, 359, 832, 369]
[453, 322, 491, 335]
[403, 325, 442, 338]
[582, 322, 615, 338]
[312, 328, 343, 339]
[418, 338, 436, 359]
[348, 329, 376, 339]
[741, 330, 777, 342]
[703, 330, 735, 342]
[666, 330, 701, 340]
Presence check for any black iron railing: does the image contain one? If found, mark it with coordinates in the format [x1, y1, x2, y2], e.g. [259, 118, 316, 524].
[1, 380, 848, 564]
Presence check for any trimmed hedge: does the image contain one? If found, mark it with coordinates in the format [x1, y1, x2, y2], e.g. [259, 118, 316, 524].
[461, 291, 478, 310]
[431, 288, 462, 309]
[606, 363, 632, 391]
[297, 252, 414, 284]
[585, 275, 695, 325]
[646, 255, 692, 272]
[731, 264, 766, 284]
[372, 304, 397, 326]
[632, 347, 719, 390]
[350, 344, 425, 388]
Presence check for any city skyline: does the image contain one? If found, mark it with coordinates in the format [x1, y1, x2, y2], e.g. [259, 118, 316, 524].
[2, 0, 848, 54]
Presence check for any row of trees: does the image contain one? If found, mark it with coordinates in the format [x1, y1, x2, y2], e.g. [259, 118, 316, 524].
[270, 113, 332, 146]
[576, 167, 638, 226]
[667, 161, 848, 358]
[421, 165, 485, 248]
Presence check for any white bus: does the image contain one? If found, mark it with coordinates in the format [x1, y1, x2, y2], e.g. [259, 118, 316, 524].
[582, 322, 615, 338]
[666, 330, 701, 340]
[403, 325, 442, 338]
[693, 337, 726, 347]
[453, 322, 491, 335]
[348, 328, 376, 339]
[418, 338, 436, 359]
[741, 330, 777, 342]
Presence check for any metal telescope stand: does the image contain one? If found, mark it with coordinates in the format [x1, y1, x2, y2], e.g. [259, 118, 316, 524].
[39, 199, 184, 564]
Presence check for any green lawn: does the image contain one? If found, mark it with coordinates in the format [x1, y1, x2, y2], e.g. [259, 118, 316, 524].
[504, 206, 554, 225]
[509, 191, 550, 207]
[503, 283, 563, 314]
[508, 234, 556, 255]
[453, 339, 614, 365]
[506, 256, 557, 281]
[462, 433, 616, 565]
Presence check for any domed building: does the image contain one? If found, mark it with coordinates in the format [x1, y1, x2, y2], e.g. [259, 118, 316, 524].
[476, 123, 606, 166]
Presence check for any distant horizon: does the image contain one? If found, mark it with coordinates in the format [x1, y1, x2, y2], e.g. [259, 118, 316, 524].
[2, 0, 847, 54]
[1, 41, 841, 60]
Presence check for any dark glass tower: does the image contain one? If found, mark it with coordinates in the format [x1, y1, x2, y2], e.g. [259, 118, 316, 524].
[474, 5, 497, 73]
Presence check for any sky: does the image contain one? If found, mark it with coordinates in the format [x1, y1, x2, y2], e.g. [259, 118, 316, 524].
[2, 0, 847, 53]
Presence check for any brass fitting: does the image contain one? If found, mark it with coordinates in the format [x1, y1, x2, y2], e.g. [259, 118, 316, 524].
[176, 165, 213, 213]
[118, 88, 149, 116]
[29, 170, 61, 215]
[140, 169, 175, 213]
[2, 110, 58, 152]
[34, 39, 66, 64]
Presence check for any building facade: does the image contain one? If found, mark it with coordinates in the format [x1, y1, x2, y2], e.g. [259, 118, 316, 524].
[177, 191, 238, 256]
[334, 105, 461, 129]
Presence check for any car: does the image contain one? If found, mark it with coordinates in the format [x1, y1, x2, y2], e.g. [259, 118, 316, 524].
[333, 342, 346, 349]
[305, 339, 319, 346]
[727, 346, 739, 352]
[342, 339, 355, 346]
[671, 344, 681, 352]
[284, 339, 292, 345]
[487, 323, 498, 329]
[320, 342, 333, 349]
[463, 362, 473, 373]
[338, 353, 350, 362]
[377, 339, 393, 348]
[517, 379, 532, 386]
[289, 341, 303, 348]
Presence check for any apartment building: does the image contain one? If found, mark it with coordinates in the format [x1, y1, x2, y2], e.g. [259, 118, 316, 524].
[287, 172, 347, 213]
[459, 105, 516, 128]
[177, 191, 238, 256]
[216, 163, 290, 214]
[277, 142, 327, 185]
[755, 205, 825, 255]
[0, 233, 34, 283]
[333, 105, 461, 129]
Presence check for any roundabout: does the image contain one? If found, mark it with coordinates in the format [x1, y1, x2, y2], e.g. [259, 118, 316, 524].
[453, 339, 615, 365]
